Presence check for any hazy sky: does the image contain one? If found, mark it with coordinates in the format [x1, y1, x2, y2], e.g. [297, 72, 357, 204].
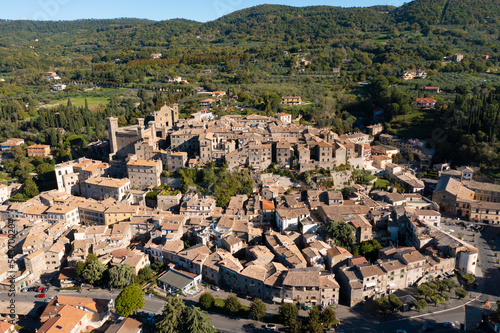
[2, 0, 407, 22]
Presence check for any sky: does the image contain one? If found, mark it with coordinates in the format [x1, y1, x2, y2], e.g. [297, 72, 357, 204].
[1, 0, 407, 22]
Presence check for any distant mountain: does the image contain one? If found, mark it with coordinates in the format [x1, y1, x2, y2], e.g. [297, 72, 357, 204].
[0, 18, 155, 33]
[394, 0, 500, 26]
[199, 4, 395, 40]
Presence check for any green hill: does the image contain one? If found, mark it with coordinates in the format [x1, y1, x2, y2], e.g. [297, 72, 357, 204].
[394, 0, 500, 26]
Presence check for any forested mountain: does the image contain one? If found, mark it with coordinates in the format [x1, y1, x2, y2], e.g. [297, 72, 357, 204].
[394, 0, 500, 26]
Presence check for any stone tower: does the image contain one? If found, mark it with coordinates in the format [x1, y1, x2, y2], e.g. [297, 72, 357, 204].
[107, 117, 119, 155]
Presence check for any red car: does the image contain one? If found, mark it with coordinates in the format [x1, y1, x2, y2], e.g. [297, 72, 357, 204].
[38, 287, 44, 292]
[35, 293, 46, 298]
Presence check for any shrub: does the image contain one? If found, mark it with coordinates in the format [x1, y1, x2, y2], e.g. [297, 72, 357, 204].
[199, 292, 215, 310]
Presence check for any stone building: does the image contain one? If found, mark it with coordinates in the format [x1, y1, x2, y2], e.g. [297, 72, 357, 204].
[107, 104, 178, 160]
[127, 159, 162, 189]
[281, 268, 340, 307]
[82, 177, 131, 201]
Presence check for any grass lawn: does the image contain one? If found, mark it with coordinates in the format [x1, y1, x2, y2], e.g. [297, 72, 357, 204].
[53, 97, 110, 111]
[214, 298, 225, 308]
[389, 108, 441, 139]
[373, 178, 389, 189]
[0, 171, 14, 185]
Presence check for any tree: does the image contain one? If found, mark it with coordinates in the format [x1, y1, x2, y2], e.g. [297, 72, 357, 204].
[320, 307, 339, 328]
[10, 145, 25, 160]
[443, 278, 457, 291]
[308, 306, 321, 323]
[86, 253, 98, 263]
[109, 264, 135, 289]
[155, 296, 186, 333]
[249, 298, 266, 321]
[224, 295, 241, 316]
[182, 306, 216, 333]
[288, 319, 302, 333]
[375, 296, 393, 313]
[199, 292, 215, 310]
[430, 294, 446, 306]
[137, 267, 154, 284]
[461, 273, 475, 285]
[388, 294, 403, 310]
[417, 284, 436, 300]
[341, 186, 355, 199]
[115, 284, 145, 317]
[279, 303, 298, 326]
[82, 260, 106, 284]
[455, 288, 469, 299]
[75, 261, 85, 278]
[326, 220, 356, 247]
[24, 179, 39, 198]
[36, 163, 54, 175]
[414, 299, 428, 311]
[305, 319, 323, 333]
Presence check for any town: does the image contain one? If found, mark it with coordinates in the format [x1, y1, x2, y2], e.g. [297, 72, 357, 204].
[0, 99, 497, 333]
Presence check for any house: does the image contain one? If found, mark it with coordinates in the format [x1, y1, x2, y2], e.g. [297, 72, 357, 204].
[468, 202, 500, 224]
[82, 177, 131, 201]
[325, 246, 352, 272]
[43, 72, 61, 80]
[41, 295, 110, 322]
[280, 268, 340, 307]
[281, 96, 302, 106]
[38, 305, 88, 333]
[58, 267, 77, 288]
[423, 86, 440, 93]
[276, 112, 292, 124]
[416, 98, 436, 109]
[211, 91, 226, 98]
[105, 318, 142, 333]
[0, 138, 24, 151]
[452, 54, 464, 62]
[199, 99, 215, 107]
[275, 207, 310, 233]
[0, 185, 11, 203]
[0, 320, 16, 333]
[221, 235, 244, 254]
[26, 144, 51, 157]
[157, 267, 202, 294]
[366, 123, 383, 136]
[432, 176, 474, 215]
[52, 84, 66, 91]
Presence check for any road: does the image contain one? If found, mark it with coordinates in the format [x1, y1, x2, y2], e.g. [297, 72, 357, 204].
[0, 289, 282, 333]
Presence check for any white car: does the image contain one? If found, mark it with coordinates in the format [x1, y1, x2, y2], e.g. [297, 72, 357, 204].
[264, 324, 277, 331]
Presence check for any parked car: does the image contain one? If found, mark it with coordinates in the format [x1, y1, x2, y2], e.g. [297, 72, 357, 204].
[443, 322, 455, 328]
[35, 293, 46, 298]
[211, 286, 220, 291]
[303, 305, 312, 310]
[263, 324, 276, 331]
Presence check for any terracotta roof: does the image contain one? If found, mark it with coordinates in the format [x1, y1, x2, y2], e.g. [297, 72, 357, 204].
[262, 199, 275, 210]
